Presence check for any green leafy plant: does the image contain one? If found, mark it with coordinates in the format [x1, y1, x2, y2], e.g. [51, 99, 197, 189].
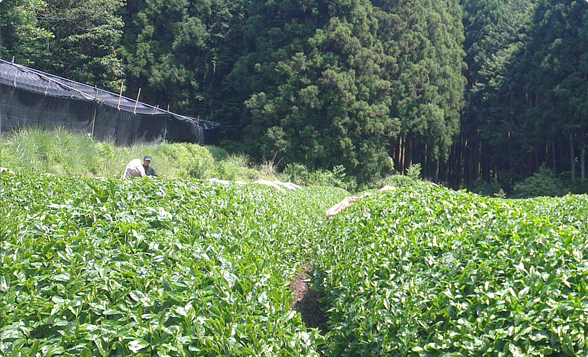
[313, 185, 588, 356]
[512, 165, 567, 198]
[0, 173, 349, 355]
[406, 163, 422, 180]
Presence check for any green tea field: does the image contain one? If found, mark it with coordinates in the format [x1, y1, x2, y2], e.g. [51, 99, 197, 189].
[2, 173, 588, 356]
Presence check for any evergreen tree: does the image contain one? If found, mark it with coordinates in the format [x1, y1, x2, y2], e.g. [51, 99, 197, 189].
[37, 0, 125, 91]
[1, 0, 124, 91]
[381, 0, 466, 180]
[241, 0, 399, 180]
[460, 0, 537, 186]
[122, 0, 247, 115]
[516, 0, 588, 180]
[0, 0, 53, 66]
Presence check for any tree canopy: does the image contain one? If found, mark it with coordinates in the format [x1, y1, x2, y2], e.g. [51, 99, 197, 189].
[1, 0, 587, 189]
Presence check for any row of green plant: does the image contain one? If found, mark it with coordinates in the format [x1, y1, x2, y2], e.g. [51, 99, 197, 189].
[0, 128, 266, 181]
[0, 172, 349, 355]
[314, 185, 588, 356]
[3, 166, 588, 355]
[5, 126, 586, 198]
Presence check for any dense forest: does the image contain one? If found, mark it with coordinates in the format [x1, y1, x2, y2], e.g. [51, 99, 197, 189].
[1, 0, 587, 190]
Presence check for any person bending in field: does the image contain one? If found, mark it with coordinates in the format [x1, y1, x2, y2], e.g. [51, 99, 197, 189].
[121, 156, 158, 179]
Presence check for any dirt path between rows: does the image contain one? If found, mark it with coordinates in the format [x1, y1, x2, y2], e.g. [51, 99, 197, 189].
[290, 266, 328, 333]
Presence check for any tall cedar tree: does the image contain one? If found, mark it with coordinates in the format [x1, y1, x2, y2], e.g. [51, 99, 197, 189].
[122, 0, 247, 117]
[459, 0, 537, 187]
[240, 0, 466, 181]
[242, 0, 399, 180]
[381, 0, 466, 180]
[515, 0, 588, 181]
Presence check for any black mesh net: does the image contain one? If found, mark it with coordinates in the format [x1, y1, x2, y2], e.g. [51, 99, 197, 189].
[0, 59, 220, 145]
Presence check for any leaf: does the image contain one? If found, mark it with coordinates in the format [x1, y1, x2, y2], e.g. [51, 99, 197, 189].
[0, 276, 8, 292]
[53, 273, 71, 282]
[45, 346, 66, 357]
[129, 290, 151, 306]
[128, 339, 150, 353]
[518, 287, 530, 299]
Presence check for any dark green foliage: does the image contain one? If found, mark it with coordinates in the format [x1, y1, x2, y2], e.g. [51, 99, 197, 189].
[459, 0, 588, 189]
[122, 0, 248, 115]
[459, 0, 538, 186]
[242, 0, 400, 180]
[388, 0, 467, 178]
[42, 0, 125, 91]
[471, 178, 505, 198]
[0, 0, 53, 66]
[2, 0, 588, 191]
[512, 165, 567, 198]
[1, 0, 125, 91]
[515, 0, 588, 179]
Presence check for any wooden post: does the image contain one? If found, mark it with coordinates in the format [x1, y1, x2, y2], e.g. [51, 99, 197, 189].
[91, 86, 98, 139]
[44, 79, 51, 96]
[117, 82, 124, 110]
[91, 104, 97, 139]
[133, 88, 141, 114]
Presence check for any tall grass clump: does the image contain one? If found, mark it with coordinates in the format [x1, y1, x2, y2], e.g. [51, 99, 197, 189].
[0, 128, 284, 181]
[355, 163, 429, 191]
[1, 128, 104, 176]
[283, 163, 357, 191]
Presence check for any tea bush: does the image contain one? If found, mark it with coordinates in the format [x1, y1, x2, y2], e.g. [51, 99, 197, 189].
[3, 165, 588, 356]
[315, 185, 588, 356]
[0, 173, 349, 355]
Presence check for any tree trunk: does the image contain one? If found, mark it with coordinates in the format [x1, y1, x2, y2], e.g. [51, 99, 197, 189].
[570, 133, 576, 182]
[552, 141, 556, 178]
[424, 141, 429, 179]
[400, 136, 405, 174]
[407, 137, 414, 171]
[581, 132, 585, 181]
[582, 144, 585, 181]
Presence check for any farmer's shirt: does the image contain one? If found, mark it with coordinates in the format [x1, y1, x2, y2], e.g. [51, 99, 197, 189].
[143, 165, 158, 177]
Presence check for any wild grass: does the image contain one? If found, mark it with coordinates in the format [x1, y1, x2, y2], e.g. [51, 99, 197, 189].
[0, 128, 428, 193]
[0, 128, 284, 181]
